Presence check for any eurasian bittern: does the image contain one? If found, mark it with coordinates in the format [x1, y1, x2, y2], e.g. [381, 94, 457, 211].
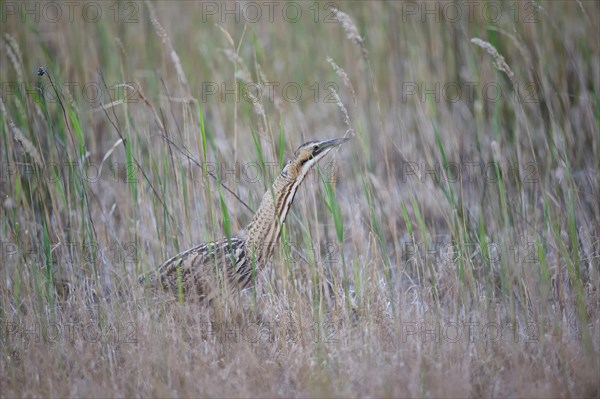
[140, 137, 349, 300]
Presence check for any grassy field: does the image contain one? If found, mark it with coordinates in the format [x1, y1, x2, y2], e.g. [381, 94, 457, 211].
[0, 1, 598, 397]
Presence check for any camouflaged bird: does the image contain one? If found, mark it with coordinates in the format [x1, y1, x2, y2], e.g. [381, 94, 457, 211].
[139, 137, 349, 301]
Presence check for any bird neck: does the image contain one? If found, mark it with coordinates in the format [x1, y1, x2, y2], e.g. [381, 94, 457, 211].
[243, 167, 305, 265]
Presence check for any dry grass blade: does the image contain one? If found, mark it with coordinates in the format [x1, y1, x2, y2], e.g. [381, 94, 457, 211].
[330, 7, 364, 46]
[8, 120, 42, 167]
[331, 6, 368, 58]
[327, 56, 357, 106]
[3, 34, 24, 84]
[329, 86, 353, 134]
[470, 38, 515, 82]
[145, 1, 192, 98]
[222, 48, 268, 138]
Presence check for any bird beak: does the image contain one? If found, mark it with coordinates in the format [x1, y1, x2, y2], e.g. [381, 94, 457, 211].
[318, 137, 351, 153]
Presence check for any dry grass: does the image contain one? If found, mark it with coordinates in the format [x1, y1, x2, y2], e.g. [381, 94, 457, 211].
[1, 1, 599, 397]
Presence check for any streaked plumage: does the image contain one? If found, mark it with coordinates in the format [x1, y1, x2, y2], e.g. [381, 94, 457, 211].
[140, 137, 349, 300]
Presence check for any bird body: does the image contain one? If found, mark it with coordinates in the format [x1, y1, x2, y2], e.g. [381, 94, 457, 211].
[140, 137, 349, 300]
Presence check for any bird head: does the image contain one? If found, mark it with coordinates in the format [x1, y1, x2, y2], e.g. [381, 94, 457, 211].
[283, 137, 350, 180]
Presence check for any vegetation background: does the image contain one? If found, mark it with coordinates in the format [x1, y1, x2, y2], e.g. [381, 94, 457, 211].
[0, 1, 598, 397]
